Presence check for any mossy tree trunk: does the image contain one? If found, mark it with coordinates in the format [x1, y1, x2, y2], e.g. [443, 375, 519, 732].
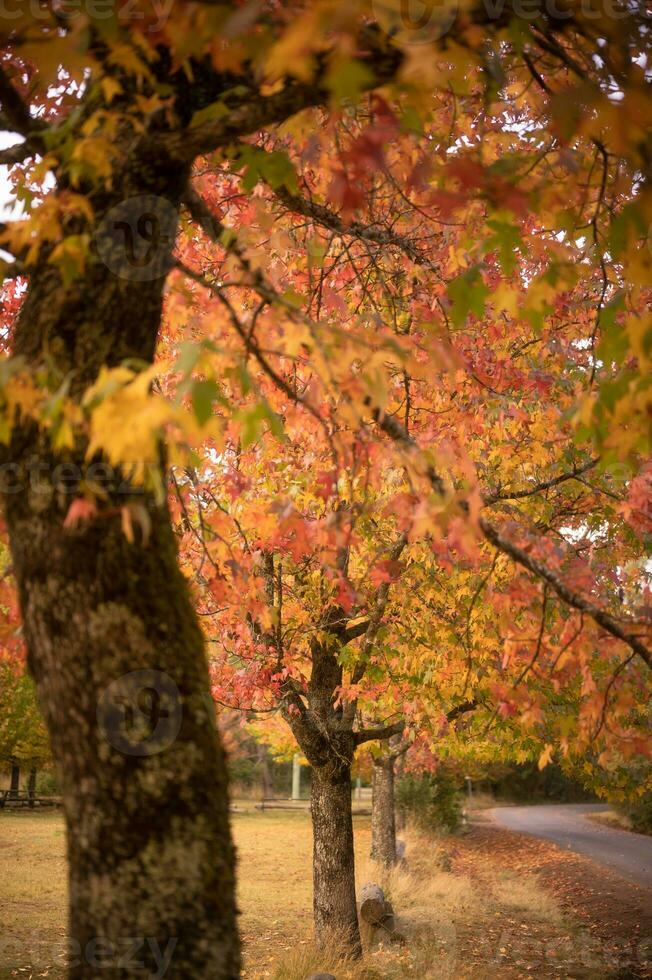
[0, 25, 406, 978]
[3, 169, 240, 977]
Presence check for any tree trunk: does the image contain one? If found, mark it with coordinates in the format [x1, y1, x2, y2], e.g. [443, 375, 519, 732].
[395, 750, 407, 832]
[27, 767, 36, 807]
[310, 758, 361, 956]
[9, 761, 19, 798]
[257, 743, 272, 800]
[371, 757, 396, 867]
[4, 173, 240, 976]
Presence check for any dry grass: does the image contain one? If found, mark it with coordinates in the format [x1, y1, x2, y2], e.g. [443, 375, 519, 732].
[357, 825, 478, 925]
[487, 870, 566, 927]
[463, 790, 497, 812]
[1, 811, 583, 980]
[269, 826, 481, 980]
[585, 809, 632, 832]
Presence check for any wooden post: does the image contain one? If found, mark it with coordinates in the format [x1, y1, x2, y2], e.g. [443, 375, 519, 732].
[291, 753, 301, 800]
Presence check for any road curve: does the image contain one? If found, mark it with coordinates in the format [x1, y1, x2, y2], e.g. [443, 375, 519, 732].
[488, 803, 652, 889]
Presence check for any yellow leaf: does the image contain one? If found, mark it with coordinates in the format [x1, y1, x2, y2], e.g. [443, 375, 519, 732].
[101, 77, 123, 104]
[538, 744, 554, 770]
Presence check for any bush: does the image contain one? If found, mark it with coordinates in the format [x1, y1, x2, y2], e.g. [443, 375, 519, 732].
[396, 770, 462, 834]
[483, 762, 595, 803]
[227, 756, 258, 789]
[35, 770, 58, 795]
[622, 794, 652, 835]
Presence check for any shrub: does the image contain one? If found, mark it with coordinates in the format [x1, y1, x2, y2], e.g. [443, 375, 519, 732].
[396, 770, 462, 834]
[622, 794, 652, 835]
[35, 770, 58, 795]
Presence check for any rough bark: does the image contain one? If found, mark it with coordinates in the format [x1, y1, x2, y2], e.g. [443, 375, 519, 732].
[371, 756, 396, 867]
[310, 756, 361, 955]
[4, 166, 240, 976]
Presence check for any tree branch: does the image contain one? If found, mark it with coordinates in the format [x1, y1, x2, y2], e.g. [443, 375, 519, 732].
[368, 402, 652, 671]
[271, 184, 442, 278]
[354, 720, 404, 745]
[343, 618, 371, 642]
[479, 517, 651, 670]
[182, 186, 651, 673]
[349, 532, 408, 689]
[158, 27, 403, 162]
[0, 63, 46, 139]
[0, 138, 41, 166]
[388, 734, 411, 759]
[483, 458, 600, 505]
[445, 700, 478, 723]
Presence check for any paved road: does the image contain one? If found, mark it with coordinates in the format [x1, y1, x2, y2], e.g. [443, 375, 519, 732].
[488, 803, 652, 889]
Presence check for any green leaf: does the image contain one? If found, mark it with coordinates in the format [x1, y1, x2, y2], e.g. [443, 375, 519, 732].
[238, 399, 285, 448]
[280, 287, 304, 309]
[189, 101, 229, 129]
[258, 151, 299, 193]
[484, 219, 522, 275]
[326, 59, 374, 105]
[236, 147, 298, 194]
[191, 379, 222, 426]
[447, 266, 489, 327]
[175, 341, 201, 377]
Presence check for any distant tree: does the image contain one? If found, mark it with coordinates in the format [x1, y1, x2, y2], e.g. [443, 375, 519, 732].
[0, 662, 50, 790]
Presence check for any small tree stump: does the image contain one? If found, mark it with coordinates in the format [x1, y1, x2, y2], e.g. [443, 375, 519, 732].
[359, 883, 387, 925]
[396, 839, 406, 861]
[358, 884, 406, 945]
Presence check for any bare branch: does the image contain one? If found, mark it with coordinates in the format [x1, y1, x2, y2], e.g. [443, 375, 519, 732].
[272, 185, 442, 278]
[483, 458, 600, 505]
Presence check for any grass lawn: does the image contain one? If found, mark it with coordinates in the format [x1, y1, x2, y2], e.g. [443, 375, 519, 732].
[0, 806, 366, 979]
[1, 806, 645, 978]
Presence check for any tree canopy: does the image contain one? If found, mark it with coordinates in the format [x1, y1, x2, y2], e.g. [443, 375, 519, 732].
[0, 2, 650, 973]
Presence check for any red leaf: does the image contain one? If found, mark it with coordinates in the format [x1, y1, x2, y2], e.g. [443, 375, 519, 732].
[63, 497, 98, 529]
